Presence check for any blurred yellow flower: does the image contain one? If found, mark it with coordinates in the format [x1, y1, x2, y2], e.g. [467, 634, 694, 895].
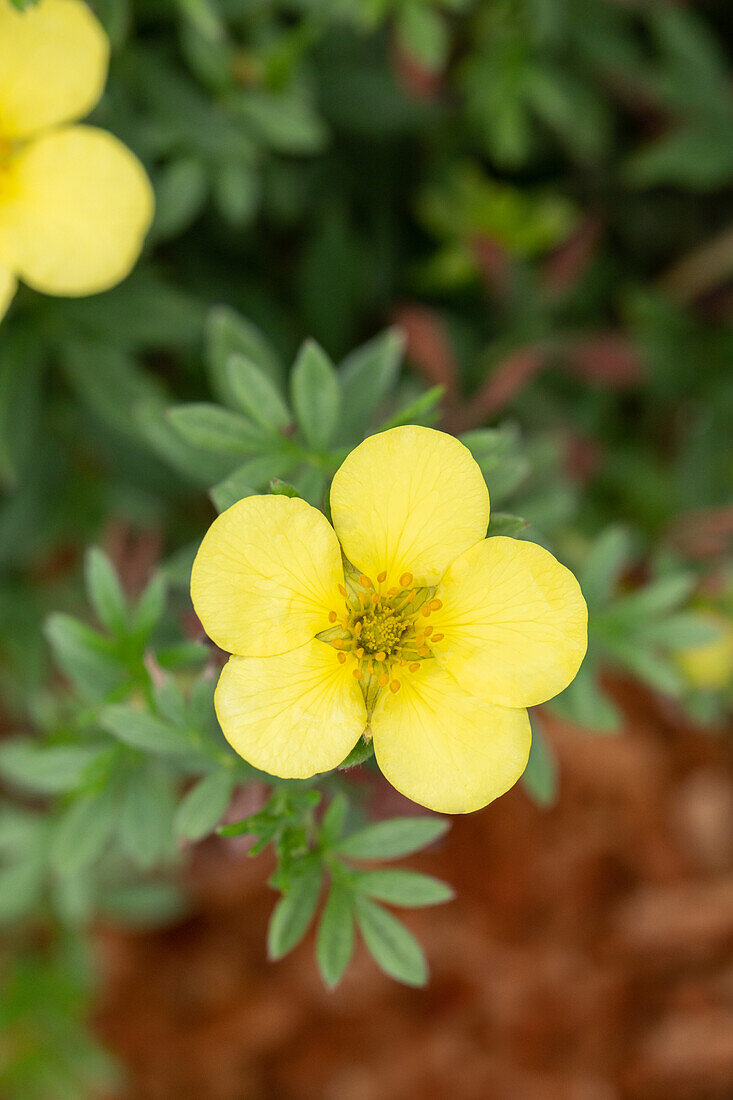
[676, 611, 733, 691]
[0, 0, 154, 320]
[191, 426, 588, 814]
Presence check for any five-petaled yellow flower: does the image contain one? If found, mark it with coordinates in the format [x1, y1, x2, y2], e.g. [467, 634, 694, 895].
[0, 0, 154, 321]
[192, 427, 588, 814]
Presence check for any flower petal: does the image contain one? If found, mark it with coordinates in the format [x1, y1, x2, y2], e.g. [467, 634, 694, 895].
[191, 494, 347, 657]
[0, 126, 153, 297]
[0, 0, 108, 139]
[330, 426, 489, 589]
[0, 264, 16, 322]
[371, 662, 530, 814]
[215, 641, 367, 778]
[431, 537, 588, 708]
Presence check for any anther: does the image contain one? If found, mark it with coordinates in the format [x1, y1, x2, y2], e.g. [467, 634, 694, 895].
[338, 584, 347, 597]
[429, 598, 443, 611]
[356, 647, 364, 659]
[354, 620, 363, 635]
[399, 572, 413, 588]
[406, 589, 417, 603]
[409, 662, 420, 672]
[417, 645, 430, 656]
[328, 610, 337, 623]
[359, 574, 373, 588]
[378, 673, 389, 687]
[377, 570, 387, 583]
[331, 639, 345, 650]
[389, 679, 401, 693]
[353, 669, 364, 681]
[375, 651, 386, 662]
[423, 624, 433, 636]
[421, 604, 432, 617]
[431, 633, 444, 643]
[337, 652, 347, 664]
[387, 586, 400, 596]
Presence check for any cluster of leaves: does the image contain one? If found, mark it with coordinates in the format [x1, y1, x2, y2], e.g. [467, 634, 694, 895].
[222, 791, 452, 988]
[0, 544, 455, 998]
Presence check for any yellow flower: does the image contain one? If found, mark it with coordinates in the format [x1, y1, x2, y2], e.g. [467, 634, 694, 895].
[0, 0, 154, 321]
[191, 426, 588, 814]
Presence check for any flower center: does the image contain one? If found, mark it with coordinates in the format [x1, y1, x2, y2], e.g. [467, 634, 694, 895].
[320, 570, 445, 702]
[358, 605, 406, 655]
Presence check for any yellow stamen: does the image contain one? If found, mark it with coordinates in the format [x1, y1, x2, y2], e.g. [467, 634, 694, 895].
[399, 572, 413, 588]
[377, 570, 387, 583]
[331, 639, 345, 650]
[338, 584, 347, 597]
[378, 673, 389, 687]
[375, 650, 386, 662]
[423, 625, 433, 636]
[354, 620, 363, 636]
[387, 586, 400, 596]
[409, 662, 420, 672]
[353, 669, 364, 681]
[431, 633, 444, 643]
[356, 647, 364, 659]
[328, 610, 337, 623]
[337, 652, 347, 664]
[389, 679, 401, 693]
[360, 573, 373, 588]
[429, 598, 443, 611]
[417, 645, 430, 657]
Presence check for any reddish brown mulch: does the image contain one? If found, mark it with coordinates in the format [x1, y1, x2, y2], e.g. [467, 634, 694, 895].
[95, 679, 733, 1100]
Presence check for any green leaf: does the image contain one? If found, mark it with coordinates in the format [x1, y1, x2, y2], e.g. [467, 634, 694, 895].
[99, 882, 186, 926]
[355, 869, 454, 907]
[267, 859, 323, 960]
[320, 793, 348, 844]
[487, 512, 529, 538]
[131, 573, 167, 639]
[604, 573, 696, 625]
[120, 769, 177, 869]
[234, 90, 328, 155]
[396, 4, 449, 72]
[50, 788, 118, 876]
[209, 451, 296, 510]
[150, 157, 208, 243]
[336, 328, 405, 441]
[639, 613, 721, 648]
[0, 739, 109, 795]
[100, 705, 193, 755]
[355, 896, 428, 987]
[579, 526, 632, 609]
[337, 816, 448, 860]
[316, 884, 355, 988]
[378, 385, 444, 431]
[290, 339, 341, 450]
[44, 614, 125, 700]
[209, 467, 256, 512]
[521, 716, 558, 807]
[175, 771, 235, 841]
[268, 478, 301, 498]
[136, 398, 234, 487]
[167, 403, 268, 455]
[226, 354, 291, 432]
[84, 548, 127, 635]
[214, 162, 261, 227]
[206, 306, 284, 401]
[550, 664, 622, 732]
[0, 856, 45, 924]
